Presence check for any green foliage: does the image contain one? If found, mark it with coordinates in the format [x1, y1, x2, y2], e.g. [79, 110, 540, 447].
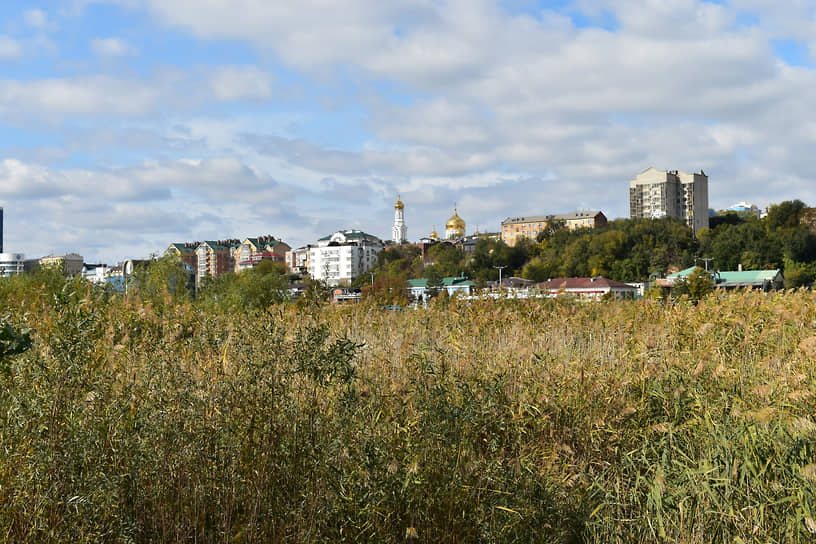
[767, 199, 807, 231]
[673, 266, 714, 300]
[524, 217, 697, 281]
[467, 237, 530, 281]
[131, 255, 193, 307]
[0, 317, 32, 374]
[197, 261, 289, 310]
[783, 259, 815, 289]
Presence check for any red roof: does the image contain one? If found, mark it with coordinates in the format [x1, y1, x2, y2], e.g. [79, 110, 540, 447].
[537, 277, 636, 290]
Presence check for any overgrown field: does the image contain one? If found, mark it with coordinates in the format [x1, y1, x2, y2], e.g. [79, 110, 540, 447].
[1, 279, 816, 542]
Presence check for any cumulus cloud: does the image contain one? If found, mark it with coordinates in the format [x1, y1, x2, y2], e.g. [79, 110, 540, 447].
[0, 76, 162, 118]
[0, 36, 23, 60]
[0, 157, 299, 260]
[23, 9, 49, 29]
[208, 66, 273, 101]
[91, 37, 138, 57]
[7, 0, 816, 258]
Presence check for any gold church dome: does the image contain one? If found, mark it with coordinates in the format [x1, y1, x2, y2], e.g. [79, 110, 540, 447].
[395, 194, 404, 210]
[446, 208, 466, 231]
[430, 226, 439, 239]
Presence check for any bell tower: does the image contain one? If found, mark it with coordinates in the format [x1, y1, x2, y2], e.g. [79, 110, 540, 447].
[392, 194, 407, 244]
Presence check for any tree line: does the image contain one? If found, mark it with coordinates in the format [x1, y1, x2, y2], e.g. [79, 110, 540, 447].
[360, 200, 816, 292]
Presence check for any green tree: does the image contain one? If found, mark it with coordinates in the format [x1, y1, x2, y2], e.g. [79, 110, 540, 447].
[673, 267, 714, 300]
[767, 199, 806, 231]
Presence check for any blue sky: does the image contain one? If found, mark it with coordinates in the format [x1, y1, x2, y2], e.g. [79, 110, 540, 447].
[0, 0, 815, 262]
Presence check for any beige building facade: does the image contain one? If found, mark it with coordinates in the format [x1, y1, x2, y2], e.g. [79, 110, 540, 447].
[629, 168, 709, 233]
[501, 211, 607, 247]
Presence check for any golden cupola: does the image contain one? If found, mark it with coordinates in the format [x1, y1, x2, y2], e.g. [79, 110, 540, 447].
[430, 225, 439, 239]
[395, 194, 404, 210]
[445, 206, 466, 239]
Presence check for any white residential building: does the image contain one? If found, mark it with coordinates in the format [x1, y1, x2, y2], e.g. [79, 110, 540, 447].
[82, 264, 109, 284]
[0, 252, 24, 277]
[309, 229, 384, 286]
[630, 168, 709, 233]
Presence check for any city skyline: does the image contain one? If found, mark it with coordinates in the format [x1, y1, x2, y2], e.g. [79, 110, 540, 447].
[1, 1, 815, 262]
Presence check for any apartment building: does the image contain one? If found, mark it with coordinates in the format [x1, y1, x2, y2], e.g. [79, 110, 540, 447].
[629, 168, 709, 233]
[233, 236, 291, 272]
[195, 239, 240, 289]
[40, 253, 85, 276]
[501, 211, 607, 247]
[285, 246, 312, 275]
[309, 229, 383, 286]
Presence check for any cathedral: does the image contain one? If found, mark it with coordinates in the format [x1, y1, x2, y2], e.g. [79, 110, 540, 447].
[444, 206, 466, 239]
[391, 196, 468, 243]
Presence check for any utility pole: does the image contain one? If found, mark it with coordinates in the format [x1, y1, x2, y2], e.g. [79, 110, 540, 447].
[493, 265, 507, 291]
[697, 257, 714, 271]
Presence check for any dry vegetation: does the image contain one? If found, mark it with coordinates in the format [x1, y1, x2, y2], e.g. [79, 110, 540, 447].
[1, 276, 815, 542]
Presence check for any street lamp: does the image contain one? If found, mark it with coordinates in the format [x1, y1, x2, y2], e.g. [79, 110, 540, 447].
[493, 265, 507, 291]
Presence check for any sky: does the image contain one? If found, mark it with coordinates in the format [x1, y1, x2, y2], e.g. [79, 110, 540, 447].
[1, 0, 815, 263]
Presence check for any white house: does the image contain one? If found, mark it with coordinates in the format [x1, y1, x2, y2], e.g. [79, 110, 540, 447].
[309, 229, 384, 286]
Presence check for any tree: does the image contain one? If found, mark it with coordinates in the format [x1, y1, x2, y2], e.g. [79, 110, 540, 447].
[131, 255, 193, 307]
[424, 268, 443, 298]
[767, 200, 806, 231]
[673, 267, 714, 300]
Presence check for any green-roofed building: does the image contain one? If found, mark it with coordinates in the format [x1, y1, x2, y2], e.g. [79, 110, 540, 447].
[666, 266, 783, 291]
[408, 275, 475, 300]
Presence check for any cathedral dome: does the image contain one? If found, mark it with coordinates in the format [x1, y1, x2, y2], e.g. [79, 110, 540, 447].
[446, 209, 465, 231]
[395, 196, 404, 210]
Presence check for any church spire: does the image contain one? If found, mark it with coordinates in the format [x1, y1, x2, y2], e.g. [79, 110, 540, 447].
[392, 193, 407, 244]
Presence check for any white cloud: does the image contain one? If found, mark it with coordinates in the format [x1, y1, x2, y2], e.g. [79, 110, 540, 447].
[208, 65, 273, 101]
[10, 0, 816, 256]
[0, 157, 298, 261]
[0, 76, 162, 118]
[0, 36, 23, 60]
[23, 9, 49, 29]
[91, 37, 138, 57]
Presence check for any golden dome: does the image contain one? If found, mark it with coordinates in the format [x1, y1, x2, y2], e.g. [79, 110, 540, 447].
[430, 226, 439, 239]
[446, 207, 465, 230]
[395, 193, 404, 210]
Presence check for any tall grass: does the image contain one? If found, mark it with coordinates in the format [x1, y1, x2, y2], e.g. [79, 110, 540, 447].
[0, 281, 815, 542]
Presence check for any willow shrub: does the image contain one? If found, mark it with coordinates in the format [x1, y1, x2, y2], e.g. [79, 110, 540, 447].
[0, 283, 815, 542]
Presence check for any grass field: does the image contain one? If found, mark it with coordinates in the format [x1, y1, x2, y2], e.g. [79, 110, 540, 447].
[1, 281, 815, 542]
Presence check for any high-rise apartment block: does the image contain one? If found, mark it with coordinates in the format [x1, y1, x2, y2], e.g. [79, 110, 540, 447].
[629, 168, 709, 233]
[309, 229, 384, 286]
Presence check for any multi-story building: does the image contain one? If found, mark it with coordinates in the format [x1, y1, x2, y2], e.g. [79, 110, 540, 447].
[195, 240, 240, 289]
[0, 252, 24, 277]
[233, 236, 291, 272]
[309, 229, 384, 286]
[40, 253, 85, 276]
[725, 201, 761, 218]
[166, 242, 199, 271]
[285, 246, 312, 275]
[501, 211, 607, 247]
[81, 263, 109, 284]
[629, 168, 709, 233]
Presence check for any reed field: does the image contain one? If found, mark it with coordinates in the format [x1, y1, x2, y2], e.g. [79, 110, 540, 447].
[1, 278, 816, 542]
